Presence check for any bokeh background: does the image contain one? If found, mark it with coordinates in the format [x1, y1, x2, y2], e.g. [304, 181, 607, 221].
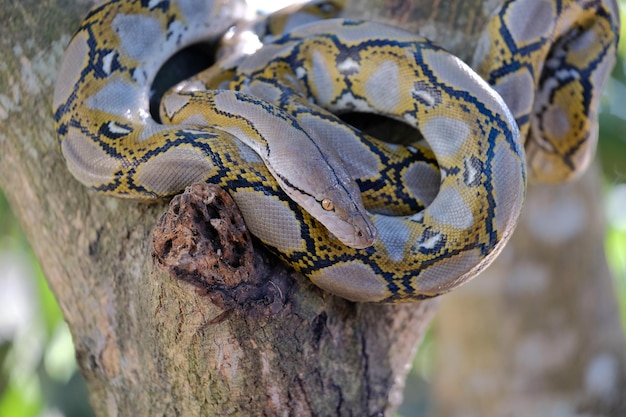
[1, 1, 625, 416]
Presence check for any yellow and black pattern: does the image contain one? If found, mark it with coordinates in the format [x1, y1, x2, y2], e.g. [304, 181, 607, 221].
[473, 0, 620, 182]
[53, 0, 617, 302]
[169, 19, 526, 301]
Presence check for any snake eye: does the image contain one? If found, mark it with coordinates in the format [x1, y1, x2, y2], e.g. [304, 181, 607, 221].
[321, 199, 334, 211]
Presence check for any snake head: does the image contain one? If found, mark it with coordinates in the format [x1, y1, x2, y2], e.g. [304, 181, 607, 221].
[318, 194, 377, 249]
[282, 169, 377, 249]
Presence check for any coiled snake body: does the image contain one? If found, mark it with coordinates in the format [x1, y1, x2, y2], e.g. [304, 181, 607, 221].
[53, 0, 618, 302]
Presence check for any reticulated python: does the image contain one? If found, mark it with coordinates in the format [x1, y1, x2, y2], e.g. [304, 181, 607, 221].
[53, 0, 619, 302]
[473, 0, 619, 183]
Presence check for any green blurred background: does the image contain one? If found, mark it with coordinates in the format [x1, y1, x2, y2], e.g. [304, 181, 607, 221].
[1, 2, 626, 416]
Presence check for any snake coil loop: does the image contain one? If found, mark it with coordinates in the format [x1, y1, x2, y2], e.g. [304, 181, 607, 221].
[53, 0, 618, 302]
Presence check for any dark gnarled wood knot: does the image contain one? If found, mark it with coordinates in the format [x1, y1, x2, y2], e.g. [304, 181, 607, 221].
[152, 183, 287, 320]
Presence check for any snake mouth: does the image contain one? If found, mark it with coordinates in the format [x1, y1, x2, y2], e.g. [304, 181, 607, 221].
[327, 216, 376, 249]
[329, 203, 377, 249]
[351, 211, 378, 249]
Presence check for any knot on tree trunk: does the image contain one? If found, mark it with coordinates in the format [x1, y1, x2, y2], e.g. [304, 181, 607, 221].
[152, 183, 289, 321]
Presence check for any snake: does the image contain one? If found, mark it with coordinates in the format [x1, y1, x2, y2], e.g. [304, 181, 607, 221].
[52, 0, 618, 302]
[473, 0, 620, 182]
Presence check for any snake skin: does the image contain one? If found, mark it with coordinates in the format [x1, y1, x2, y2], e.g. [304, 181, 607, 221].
[53, 0, 618, 302]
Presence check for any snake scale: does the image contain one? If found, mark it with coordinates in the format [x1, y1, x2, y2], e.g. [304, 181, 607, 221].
[53, 0, 619, 302]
